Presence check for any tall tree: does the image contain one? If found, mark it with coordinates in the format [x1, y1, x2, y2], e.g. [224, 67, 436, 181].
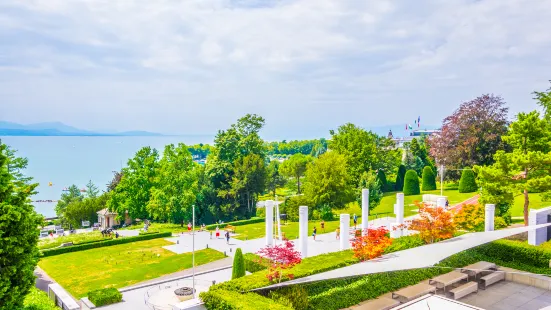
[429, 94, 509, 171]
[266, 160, 286, 197]
[229, 154, 267, 217]
[106, 170, 123, 192]
[108, 146, 159, 220]
[534, 81, 551, 120]
[303, 152, 355, 210]
[85, 180, 99, 199]
[147, 144, 198, 224]
[358, 171, 383, 211]
[395, 164, 406, 191]
[55, 184, 83, 218]
[0, 143, 41, 309]
[329, 123, 400, 186]
[280, 154, 312, 194]
[65, 193, 109, 228]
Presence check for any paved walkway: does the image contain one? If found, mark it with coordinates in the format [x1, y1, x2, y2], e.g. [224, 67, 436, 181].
[461, 281, 551, 310]
[449, 195, 480, 212]
[34, 267, 55, 292]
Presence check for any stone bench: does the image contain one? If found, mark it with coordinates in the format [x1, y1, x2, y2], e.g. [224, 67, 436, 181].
[449, 281, 478, 300]
[357, 297, 400, 310]
[60, 242, 73, 247]
[480, 271, 505, 289]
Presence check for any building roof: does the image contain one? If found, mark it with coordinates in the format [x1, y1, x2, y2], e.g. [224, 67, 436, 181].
[97, 208, 117, 216]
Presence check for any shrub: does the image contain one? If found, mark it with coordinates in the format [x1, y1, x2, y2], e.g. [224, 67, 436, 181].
[23, 288, 57, 310]
[243, 253, 271, 273]
[40, 232, 172, 257]
[384, 234, 425, 253]
[232, 248, 246, 279]
[376, 169, 388, 192]
[395, 164, 406, 191]
[494, 217, 508, 230]
[88, 288, 122, 307]
[458, 168, 477, 193]
[269, 286, 309, 310]
[200, 289, 293, 310]
[421, 166, 436, 191]
[281, 196, 311, 222]
[454, 204, 485, 232]
[403, 170, 420, 195]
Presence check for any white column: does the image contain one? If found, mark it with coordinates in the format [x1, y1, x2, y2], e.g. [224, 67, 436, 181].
[484, 204, 495, 232]
[265, 200, 274, 246]
[437, 198, 446, 208]
[528, 209, 549, 246]
[340, 214, 350, 250]
[299, 206, 308, 258]
[361, 189, 369, 235]
[396, 193, 404, 225]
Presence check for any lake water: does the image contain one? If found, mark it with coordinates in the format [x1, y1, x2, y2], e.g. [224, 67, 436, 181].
[0, 136, 214, 217]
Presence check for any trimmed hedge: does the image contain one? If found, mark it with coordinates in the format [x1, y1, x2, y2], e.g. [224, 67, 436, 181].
[23, 287, 57, 310]
[395, 164, 406, 191]
[40, 232, 172, 257]
[200, 289, 292, 310]
[377, 169, 388, 192]
[88, 288, 122, 307]
[232, 248, 246, 279]
[421, 166, 436, 191]
[459, 168, 477, 193]
[403, 170, 420, 195]
[205, 217, 264, 230]
[243, 253, 271, 273]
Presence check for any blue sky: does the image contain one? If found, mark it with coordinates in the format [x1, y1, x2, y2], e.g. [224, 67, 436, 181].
[1, 0, 550, 139]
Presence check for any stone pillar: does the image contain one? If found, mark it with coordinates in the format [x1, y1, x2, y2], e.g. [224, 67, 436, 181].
[437, 198, 446, 208]
[299, 206, 308, 258]
[340, 214, 350, 250]
[265, 200, 274, 246]
[484, 204, 495, 232]
[528, 208, 551, 246]
[396, 193, 404, 225]
[361, 189, 369, 235]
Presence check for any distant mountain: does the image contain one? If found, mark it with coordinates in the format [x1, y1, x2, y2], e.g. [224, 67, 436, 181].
[0, 121, 162, 136]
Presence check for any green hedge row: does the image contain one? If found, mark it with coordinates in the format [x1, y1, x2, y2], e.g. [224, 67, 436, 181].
[205, 217, 264, 230]
[472, 239, 551, 269]
[41, 232, 172, 257]
[88, 288, 122, 307]
[200, 289, 292, 310]
[243, 253, 272, 273]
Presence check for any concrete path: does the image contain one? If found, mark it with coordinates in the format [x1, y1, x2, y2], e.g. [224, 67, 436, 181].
[34, 267, 55, 292]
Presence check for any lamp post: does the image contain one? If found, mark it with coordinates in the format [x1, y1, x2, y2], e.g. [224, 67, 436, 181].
[192, 204, 195, 299]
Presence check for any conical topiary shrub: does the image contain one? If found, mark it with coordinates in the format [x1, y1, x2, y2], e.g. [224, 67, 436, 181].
[458, 168, 477, 193]
[421, 166, 436, 191]
[395, 164, 406, 191]
[232, 248, 246, 279]
[403, 170, 420, 196]
[377, 169, 388, 192]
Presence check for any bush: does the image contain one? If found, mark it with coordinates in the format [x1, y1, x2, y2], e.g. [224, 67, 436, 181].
[40, 232, 172, 257]
[395, 164, 406, 191]
[403, 170, 420, 195]
[88, 288, 122, 307]
[232, 248, 246, 279]
[458, 168, 477, 193]
[23, 288, 57, 310]
[421, 166, 436, 191]
[243, 253, 271, 273]
[494, 217, 508, 230]
[376, 169, 388, 192]
[269, 286, 309, 310]
[200, 289, 293, 310]
[384, 235, 425, 253]
[319, 205, 334, 221]
[281, 196, 312, 222]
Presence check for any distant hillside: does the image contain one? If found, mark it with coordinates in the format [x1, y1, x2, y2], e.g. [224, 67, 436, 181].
[0, 121, 162, 136]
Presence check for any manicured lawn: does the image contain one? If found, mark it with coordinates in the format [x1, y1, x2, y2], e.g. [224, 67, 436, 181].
[38, 231, 108, 250]
[233, 219, 356, 241]
[510, 193, 550, 217]
[38, 239, 225, 298]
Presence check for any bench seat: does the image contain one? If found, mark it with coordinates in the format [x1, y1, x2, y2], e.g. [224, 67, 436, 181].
[356, 297, 400, 310]
[449, 281, 478, 300]
[480, 271, 505, 289]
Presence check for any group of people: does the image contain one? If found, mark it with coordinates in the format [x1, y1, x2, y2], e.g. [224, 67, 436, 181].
[181, 222, 232, 244]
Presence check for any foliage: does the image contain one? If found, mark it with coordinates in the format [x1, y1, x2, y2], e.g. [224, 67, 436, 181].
[269, 286, 309, 310]
[376, 169, 388, 192]
[22, 288, 57, 310]
[243, 253, 272, 273]
[266, 139, 328, 157]
[458, 168, 477, 193]
[280, 153, 312, 194]
[232, 248, 246, 279]
[188, 143, 212, 159]
[395, 164, 406, 191]
[280, 195, 311, 221]
[200, 289, 293, 310]
[88, 288, 122, 307]
[55, 184, 83, 218]
[407, 205, 455, 243]
[38, 231, 107, 250]
[106, 170, 123, 192]
[404, 138, 434, 177]
[384, 235, 425, 253]
[40, 232, 172, 257]
[303, 152, 355, 210]
[357, 171, 383, 211]
[0, 143, 41, 309]
[228, 154, 267, 217]
[64, 192, 110, 228]
[421, 166, 436, 191]
[429, 94, 509, 171]
[534, 81, 551, 120]
[257, 240, 302, 283]
[453, 204, 485, 232]
[266, 160, 286, 197]
[329, 123, 401, 186]
[147, 143, 198, 224]
[351, 227, 392, 261]
[403, 170, 420, 195]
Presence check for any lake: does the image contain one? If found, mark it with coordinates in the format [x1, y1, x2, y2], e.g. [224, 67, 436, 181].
[0, 136, 214, 217]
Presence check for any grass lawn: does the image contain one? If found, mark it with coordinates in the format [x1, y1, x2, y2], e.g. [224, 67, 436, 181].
[38, 231, 108, 250]
[232, 219, 356, 241]
[38, 239, 225, 298]
[510, 193, 550, 217]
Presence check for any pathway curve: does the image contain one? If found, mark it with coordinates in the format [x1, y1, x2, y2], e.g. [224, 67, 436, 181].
[449, 195, 480, 212]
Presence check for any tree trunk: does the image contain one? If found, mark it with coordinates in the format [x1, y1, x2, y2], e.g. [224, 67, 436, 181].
[523, 188, 529, 226]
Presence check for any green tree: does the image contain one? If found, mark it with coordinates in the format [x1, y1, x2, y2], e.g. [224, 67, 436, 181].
[55, 184, 83, 219]
[0, 143, 41, 309]
[376, 169, 388, 192]
[458, 168, 477, 193]
[421, 166, 437, 191]
[395, 164, 406, 191]
[232, 248, 246, 279]
[303, 152, 355, 209]
[266, 160, 286, 197]
[85, 180, 99, 199]
[229, 154, 267, 217]
[108, 146, 159, 220]
[534, 81, 551, 120]
[403, 170, 420, 196]
[358, 171, 383, 211]
[147, 144, 198, 224]
[280, 154, 312, 194]
[329, 123, 400, 186]
[64, 193, 110, 228]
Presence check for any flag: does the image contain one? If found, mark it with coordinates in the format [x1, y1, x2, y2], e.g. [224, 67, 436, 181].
[418, 122, 420, 128]
[405, 124, 408, 130]
[408, 125, 413, 130]
[414, 120, 417, 124]
[418, 116, 421, 123]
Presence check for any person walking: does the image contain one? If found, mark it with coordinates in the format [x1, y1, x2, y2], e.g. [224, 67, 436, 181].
[353, 214, 358, 229]
[225, 230, 230, 244]
[187, 222, 192, 232]
[215, 226, 220, 239]
[321, 220, 325, 233]
[336, 227, 340, 240]
[312, 226, 317, 241]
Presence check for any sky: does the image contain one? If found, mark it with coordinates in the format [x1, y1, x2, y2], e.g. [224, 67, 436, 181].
[1, 0, 550, 140]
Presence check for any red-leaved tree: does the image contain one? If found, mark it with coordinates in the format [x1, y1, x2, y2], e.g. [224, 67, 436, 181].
[351, 227, 392, 261]
[257, 240, 302, 283]
[407, 203, 456, 244]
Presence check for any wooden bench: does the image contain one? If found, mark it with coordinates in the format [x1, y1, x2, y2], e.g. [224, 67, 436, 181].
[356, 297, 400, 310]
[392, 283, 436, 303]
[449, 281, 478, 300]
[60, 242, 73, 247]
[225, 225, 236, 233]
[480, 271, 505, 289]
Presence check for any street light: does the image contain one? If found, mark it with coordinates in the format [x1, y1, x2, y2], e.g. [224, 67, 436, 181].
[192, 204, 196, 299]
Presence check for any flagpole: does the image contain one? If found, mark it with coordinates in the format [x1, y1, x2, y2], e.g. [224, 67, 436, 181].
[192, 204, 195, 299]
